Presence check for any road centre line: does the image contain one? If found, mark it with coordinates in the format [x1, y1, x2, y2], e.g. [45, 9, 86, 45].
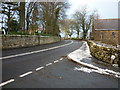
[0, 79, 15, 87]
[60, 58, 63, 60]
[19, 71, 32, 78]
[46, 63, 52, 66]
[0, 57, 64, 87]
[54, 60, 59, 63]
[1, 41, 73, 60]
[36, 66, 44, 71]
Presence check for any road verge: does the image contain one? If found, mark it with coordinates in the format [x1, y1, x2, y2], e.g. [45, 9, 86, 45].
[67, 41, 120, 78]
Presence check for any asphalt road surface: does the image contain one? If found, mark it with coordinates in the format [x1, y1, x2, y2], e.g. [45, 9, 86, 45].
[2, 40, 119, 88]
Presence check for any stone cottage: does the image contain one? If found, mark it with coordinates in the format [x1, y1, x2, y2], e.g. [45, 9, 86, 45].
[92, 19, 120, 46]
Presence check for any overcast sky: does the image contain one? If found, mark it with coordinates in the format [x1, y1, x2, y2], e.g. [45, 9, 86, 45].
[67, 0, 119, 19]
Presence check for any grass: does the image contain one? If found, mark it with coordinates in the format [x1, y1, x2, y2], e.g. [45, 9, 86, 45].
[65, 37, 83, 40]
[8, 32, 30, 35]
[8, 31, 53, 36]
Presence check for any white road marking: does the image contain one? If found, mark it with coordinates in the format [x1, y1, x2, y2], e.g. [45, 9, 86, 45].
[54, 60, 59, 63]
[36, 66, 44, 71]
[1, 41, 73, 60]
[0, 79, 15, 87]
[19, 71, 32, 78]
[46, 63, 52, 66]
[0, 57, 65, 87]
[0, 41, 74, 87]
[60, 58, 63, 60]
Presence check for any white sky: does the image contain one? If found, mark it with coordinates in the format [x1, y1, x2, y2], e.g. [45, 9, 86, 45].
[67, 0, 119, 19]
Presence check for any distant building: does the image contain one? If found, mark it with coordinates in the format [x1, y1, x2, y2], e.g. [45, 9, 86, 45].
[28, 28, 43, 34]
[92, 19, 120, 45]
[37, 28, 43, 33]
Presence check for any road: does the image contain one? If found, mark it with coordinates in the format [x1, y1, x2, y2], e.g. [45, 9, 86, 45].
[2, 40, 119, 88]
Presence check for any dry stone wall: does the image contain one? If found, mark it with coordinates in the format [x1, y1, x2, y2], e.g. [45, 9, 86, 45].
[87, 41, 120, 65]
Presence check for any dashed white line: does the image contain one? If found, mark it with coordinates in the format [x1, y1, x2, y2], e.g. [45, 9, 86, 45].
[1, 57, 65, 87]
[19, 71, 32, 78]
[54, 60, 59, 63]
[46, 63, 52, 66]
[1, 41, 73, 60]
[0, 57, 65, 87]
[36, 66, 44, 71]
[0, 79, 15, 87]
[60, 58, 63, 60]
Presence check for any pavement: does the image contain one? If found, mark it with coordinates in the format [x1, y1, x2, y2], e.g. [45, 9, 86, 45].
[1, 40, 120, 88]
[68, 41, 120, 78]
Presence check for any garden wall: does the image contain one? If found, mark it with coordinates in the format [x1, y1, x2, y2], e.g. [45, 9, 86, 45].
[1, 35, 61, 49]
[87, 41, 120, 65]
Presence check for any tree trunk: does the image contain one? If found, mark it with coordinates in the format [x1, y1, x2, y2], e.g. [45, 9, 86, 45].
[8, 5, 11, 33]
[20, 2, 25, 31]
[83, 32, 87, 40]
[77, 29, 79, 38]
[26, 20, 29, 32]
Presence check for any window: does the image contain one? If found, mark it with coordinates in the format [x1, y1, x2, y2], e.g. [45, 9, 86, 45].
[112, 32, 115, 38]
[100, 32, 103, 41]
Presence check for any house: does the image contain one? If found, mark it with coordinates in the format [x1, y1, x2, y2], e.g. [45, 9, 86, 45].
[92, 19, 120, 45]
[37, 28, 43, 33]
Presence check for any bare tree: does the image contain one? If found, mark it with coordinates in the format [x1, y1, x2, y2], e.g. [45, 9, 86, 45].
[26, 2, 37, 31]
[19, 2, 25, 32]
[73, 7, 99, 39]
[68, 20, 75, 38]
[59, 19, 70, 38]
[29, 6, 39, 34]
[72, 11, 81, 38]
[59, 19, 75, 38]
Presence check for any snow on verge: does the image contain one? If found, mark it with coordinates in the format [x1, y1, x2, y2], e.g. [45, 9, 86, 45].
[68, 41, 120, 78]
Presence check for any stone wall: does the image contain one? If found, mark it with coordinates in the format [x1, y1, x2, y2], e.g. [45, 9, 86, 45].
[92, 30, 120, 45]
[87, 41, 120, 65]
[1, 35, 61, 49]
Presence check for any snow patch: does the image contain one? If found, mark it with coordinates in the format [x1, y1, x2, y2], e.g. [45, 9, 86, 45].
[74, 67, 120, 78]
[112, 64, 118, 67]
[74, 67, 92, 73]
[68, 41, 92, 61]
[68, 41, 120, 78]
[111, 55, 116, 60]
[90, 40, 120, 50]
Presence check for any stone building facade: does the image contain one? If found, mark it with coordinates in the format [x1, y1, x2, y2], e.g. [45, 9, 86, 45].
[92, 19, 120, 45]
